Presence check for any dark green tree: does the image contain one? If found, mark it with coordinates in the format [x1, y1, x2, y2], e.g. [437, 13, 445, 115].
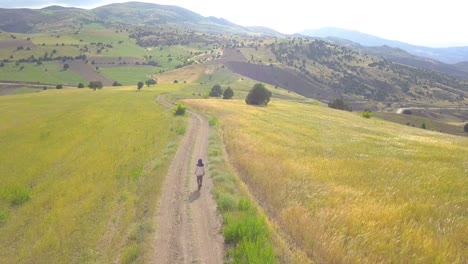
[464, 123, 468, 133]
[56, 84, 63, 89]
[112, 81, 122, 86]
[145, 79, 157, 87]
[63, 63, 69, 70]
[328, 99, 352, 112]
[245, 83, 272, 106]
[78, 83, 85, 88]
[209, 84, 223, 97]
[223, 87, 234, 99]
[137, 81, 144, 91]
[88, 81, 103, 91]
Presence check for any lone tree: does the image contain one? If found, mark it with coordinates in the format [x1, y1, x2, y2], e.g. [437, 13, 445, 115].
[328, 99, 352, 112]
[209, 84, 223, 97]
[63, 63, 69, 70]
[464, 123, 468, 133]
[78, 83, 85, 88]
[137, 81, 144, 91]
[88, 81, 103, 91]
[56, 84, 63, 89]
[223, 87, 234, 99]
[245, 83, 272, 106]
[145, 79, 157, 87]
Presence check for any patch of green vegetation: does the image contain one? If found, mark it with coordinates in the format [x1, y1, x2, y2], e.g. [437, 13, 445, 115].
[0, 62, 85, 85]
[12, 87, 42, 95]
[205, 122, 277, 264]
[100, 67, 157, 85]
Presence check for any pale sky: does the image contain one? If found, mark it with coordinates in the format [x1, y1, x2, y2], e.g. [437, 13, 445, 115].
[2, 0, 468, 47]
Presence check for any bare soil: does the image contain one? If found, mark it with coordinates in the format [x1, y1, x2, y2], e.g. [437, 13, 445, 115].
[0, 40, 35, 49]
[150, 97, 223, 263]
[67, 60, 113, 86]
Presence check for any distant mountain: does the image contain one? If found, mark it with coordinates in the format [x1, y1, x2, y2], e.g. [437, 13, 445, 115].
[323, 37, 468, 79]
[0, 2, 279, 36]
[301, 27, 468, 64]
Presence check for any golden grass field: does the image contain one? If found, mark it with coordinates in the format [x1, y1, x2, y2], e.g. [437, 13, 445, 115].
[186, 98, 468, 263]
[0, 85, 186, 263]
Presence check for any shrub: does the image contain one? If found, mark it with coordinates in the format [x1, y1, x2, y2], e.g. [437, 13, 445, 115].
[328, 99, 352, 111]
[217, 193, 236, 212]
[238, 198, 251, 211]
[112, 81, 122, 86]
[210, 84, 223, 97]
[0, 210, 9, 223]
[223, 87, 234, 99]
[8, 187, 31, 206]
[402, 109, 412, 115]
[421, 123, 426, 129]
[362, 110, 373, 118]
[173, 103, 186, 116]
[245, 83, 272, 106]
[137, 81, 144, 91]
[463, 123, 468, 133]
[56, 84, 63, 89]
[209, 116, 218, 127]
[173, 80, 179, 83]
[78, 83, 84, 88]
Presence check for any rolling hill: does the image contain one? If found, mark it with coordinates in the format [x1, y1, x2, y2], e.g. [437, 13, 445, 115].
[301, 27, 468, 64]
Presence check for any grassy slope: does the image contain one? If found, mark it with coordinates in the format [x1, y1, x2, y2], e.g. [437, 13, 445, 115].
[0, 85, 186, 263]
[0, 62, 86, 85]
[187, 99, 468, 263]
[100, 67, 157, 85]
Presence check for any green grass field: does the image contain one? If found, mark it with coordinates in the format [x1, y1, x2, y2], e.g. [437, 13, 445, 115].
[0, 85, 186, 263]
[0, 62, 86, 85]
[187, 99, 468, 263]
[100, 66, 158, 85]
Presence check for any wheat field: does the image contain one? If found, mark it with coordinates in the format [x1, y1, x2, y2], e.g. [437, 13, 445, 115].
[187, 98, 468, 263]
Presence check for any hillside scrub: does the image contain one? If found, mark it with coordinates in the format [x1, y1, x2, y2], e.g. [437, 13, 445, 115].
[245, 83, 272, 106]
[187, 99, 468, 263]
[223, 87, 234, 99]
[328, 98, 352, 111]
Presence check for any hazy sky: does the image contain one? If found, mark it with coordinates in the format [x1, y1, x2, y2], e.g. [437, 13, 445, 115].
[2, 0, 467, 47]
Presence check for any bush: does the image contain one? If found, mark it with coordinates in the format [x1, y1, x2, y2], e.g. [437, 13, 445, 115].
[112, 81, 122, 86]
[223, 87, 234, 99]
[245, 83, 272, 106]
[77, 83, 85, 88]
[56, 84, 63, 89]
[217, 193, 236, 212]
[402, 109, 412, 115]
[173, 103, 186, 116]
[362, 110, 373, 118]
[421, 123, 426, 129]
[464, 123, 468, 133]
[209, 116, 218, 127]
[328, 99, 352, 111]
[8, 187, 31, 206]
[0, 210, 9, 223]
[210, 84, 223, 97]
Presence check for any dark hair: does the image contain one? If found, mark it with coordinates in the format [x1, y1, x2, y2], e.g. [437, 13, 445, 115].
[197, 159, 204, 166]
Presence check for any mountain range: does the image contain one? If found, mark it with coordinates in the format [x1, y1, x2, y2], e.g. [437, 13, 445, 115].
[301, 27, 468, 64]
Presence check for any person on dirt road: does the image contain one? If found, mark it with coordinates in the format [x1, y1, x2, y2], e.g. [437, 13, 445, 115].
[195, 159, 205, 190]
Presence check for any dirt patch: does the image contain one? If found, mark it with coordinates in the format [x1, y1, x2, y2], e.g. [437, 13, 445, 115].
[225, 60, 336, 100]
[67, 60, 113, 86]
[156, 64, 212, 84]
[150, 96, 223, 263]
[0, 40, 35, 49]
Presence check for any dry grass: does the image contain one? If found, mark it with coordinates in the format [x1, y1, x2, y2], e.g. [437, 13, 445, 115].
[186, 99, 468, 263]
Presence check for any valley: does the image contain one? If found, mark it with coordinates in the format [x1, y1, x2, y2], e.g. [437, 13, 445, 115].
[0, 2, 467, 264]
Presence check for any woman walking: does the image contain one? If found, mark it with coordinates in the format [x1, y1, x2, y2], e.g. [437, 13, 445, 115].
[194, 159, 205, 190]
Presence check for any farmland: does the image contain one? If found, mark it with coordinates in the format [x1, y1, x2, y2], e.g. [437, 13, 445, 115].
[186, 98, 468, 263]
[0, 85, 186, 263]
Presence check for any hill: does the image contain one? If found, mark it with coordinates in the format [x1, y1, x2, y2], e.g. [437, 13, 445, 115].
[0, 2, 278, 36]
[301, 27, 468, 64]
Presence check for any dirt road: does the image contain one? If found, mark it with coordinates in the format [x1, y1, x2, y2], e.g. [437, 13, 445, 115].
[151, 97, 223, 264]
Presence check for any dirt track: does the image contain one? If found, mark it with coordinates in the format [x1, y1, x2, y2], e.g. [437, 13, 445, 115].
[151, 97, 223, 263]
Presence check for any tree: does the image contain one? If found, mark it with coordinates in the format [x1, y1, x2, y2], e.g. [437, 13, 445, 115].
[223, 87, 234, 99]
[245, 83, 272, 106]
[137, 81, 144, 91]
[328, 99, 352, 112]
[402, 109, 412, 115]
[421, 123, 426, 129]
[173, 103, 186, 116]
[464, 123, 468, 133]
[112, 81, 122, 86]
[63, 63, 69, 70]
[78, 83, 85, 88]
[56, 84, 63, 89]
[209, 84, 223, 97]
[145, 79, 157, 87]
[88, 81, 103, 91]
